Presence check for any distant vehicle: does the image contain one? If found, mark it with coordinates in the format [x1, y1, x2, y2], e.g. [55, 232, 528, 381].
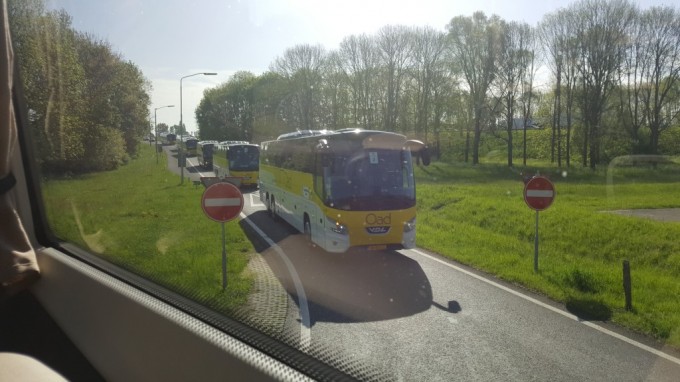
[159, 132, 176, 145]
[180, 137, 199, 156]
[197, 141, 215, 169]
[259, 129, 430, 253]
[213, 143, 260, 187]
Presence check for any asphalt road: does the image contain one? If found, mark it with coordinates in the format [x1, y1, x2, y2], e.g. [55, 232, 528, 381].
[163, 146, 680, 381]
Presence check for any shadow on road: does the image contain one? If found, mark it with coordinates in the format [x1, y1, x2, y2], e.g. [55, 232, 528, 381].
[565, 297, 613, 321]
[239, 211, 433, 326]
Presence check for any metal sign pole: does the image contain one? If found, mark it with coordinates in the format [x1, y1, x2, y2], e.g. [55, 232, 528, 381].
[222, 222, 227, 290]
[534, 210, 539, 273]
[180, 148, 185, 185]
[201, 183, 243, 291]
[524, 175, 554, 273]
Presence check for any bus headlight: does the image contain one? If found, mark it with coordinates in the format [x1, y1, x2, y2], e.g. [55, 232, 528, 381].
[403, 217, 416, 233]
[327, 216, 348, 235]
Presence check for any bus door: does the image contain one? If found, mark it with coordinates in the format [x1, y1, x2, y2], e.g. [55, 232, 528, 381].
[312, 144, 332, 246]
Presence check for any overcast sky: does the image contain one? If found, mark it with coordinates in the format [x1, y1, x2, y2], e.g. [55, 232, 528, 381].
[46, 0, 676, 134]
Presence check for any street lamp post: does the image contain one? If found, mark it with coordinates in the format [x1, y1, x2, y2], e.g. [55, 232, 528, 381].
[179, 72, 217, 184]
[154, 105, 174, 164]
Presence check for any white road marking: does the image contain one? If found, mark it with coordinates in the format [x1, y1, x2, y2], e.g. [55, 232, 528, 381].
[526, 190, 554, 198]
[185, 157, 213, 178]
[239, 212, 312, 351]
[409, 248, 680, 366]
[249, 193, 264, 207]
[205, 198, 242, 207]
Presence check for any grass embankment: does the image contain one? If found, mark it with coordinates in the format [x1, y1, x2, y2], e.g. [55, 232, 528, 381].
[415, 160, 680, 348]
[42, 144, 254, 313]
[213, 148, 227, 168]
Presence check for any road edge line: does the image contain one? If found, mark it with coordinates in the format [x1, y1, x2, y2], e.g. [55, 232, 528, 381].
[410, 248, 680, 366]
[240, 212, 312, 351]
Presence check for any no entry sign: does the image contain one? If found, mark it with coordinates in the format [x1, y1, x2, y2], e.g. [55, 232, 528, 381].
[524, 176, 555, 211]
[201, 182, 244, 222]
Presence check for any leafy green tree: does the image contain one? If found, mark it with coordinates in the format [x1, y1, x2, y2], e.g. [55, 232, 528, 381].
[9, 2, 87, 172]
[156, 123, 169, 133]
[113, 61, 151, 156]
[9, 0, 151, 173]
[196, 71, 256, 142]
[251, 71, 291, 141]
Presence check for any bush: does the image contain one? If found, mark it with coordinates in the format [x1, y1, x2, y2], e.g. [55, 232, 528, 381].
[659, 127, 680, 156]
[80, 125, 127, 172]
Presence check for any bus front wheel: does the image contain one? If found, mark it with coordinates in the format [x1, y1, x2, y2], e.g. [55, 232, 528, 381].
[269, 196, 277, 220]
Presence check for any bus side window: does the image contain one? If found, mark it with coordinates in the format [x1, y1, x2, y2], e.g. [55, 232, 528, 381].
[314, 153, 329, 202]
[402, 150, 415, 190]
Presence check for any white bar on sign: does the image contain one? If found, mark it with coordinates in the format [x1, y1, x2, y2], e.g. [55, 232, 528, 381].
[526, 190, 554, 198]
[205, 198, 241, 207]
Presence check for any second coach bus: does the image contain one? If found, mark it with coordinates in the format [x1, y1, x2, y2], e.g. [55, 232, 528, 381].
[158, 132, 177, 146]
[180, 136, 199, 156]
[259, 129, 430, 253]
[228, 144, 260, 187]
[197, 141, 216, 169]
[213, 143, 260, 187]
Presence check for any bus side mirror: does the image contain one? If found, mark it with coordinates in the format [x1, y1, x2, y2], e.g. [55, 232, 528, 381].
[405, 140, 431, 166]
[316, 139, 329, 151]
[421, 146, 431, 166]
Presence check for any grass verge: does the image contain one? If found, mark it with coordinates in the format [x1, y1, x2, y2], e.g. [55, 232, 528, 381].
[415, 160, 680, 349]
[41, 144, 254, 314]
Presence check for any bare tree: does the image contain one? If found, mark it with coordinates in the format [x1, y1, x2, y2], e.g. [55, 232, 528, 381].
[571, 0, 635, 168]
[409, 26, 448, 142]
[376, 25, 412, 132]
[638, 6, 680, 155]
[496, 21, 535, 167]
[618, 6, 646, 153]
[447, 11, 504, 165]
[339, 34, 381, 129]
[518, 31, 540, 167]
[270, 44, 327, 131]
[319, 51, 350, 129]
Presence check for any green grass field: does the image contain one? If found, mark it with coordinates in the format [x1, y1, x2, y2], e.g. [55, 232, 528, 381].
[213, 147, 228, 169]
[41, 145, 254, 314]
[415, 160, 680, 348]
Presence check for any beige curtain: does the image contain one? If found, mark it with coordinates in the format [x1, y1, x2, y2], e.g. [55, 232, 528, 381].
[0, 0, 39, 300]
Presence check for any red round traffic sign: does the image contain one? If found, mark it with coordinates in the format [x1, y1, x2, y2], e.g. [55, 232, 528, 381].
[201, 182, 244, 222]
[524, 176, 555, 211]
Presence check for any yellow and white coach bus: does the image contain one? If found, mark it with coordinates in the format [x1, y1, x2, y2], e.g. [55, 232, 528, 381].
[259, 129, 430, 253]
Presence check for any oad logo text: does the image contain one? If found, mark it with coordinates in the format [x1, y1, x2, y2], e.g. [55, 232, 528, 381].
[365, 213, 391, 225]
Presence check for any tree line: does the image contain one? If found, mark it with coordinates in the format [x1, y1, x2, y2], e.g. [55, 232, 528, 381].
[9, 0, 151, 174]
[197, 0, 680, 168]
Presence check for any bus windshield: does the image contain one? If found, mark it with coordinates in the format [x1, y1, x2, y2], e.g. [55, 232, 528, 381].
[228, 146, 259, 171]
[185, 139, 198, 149]
[325, 148, 415, 211]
